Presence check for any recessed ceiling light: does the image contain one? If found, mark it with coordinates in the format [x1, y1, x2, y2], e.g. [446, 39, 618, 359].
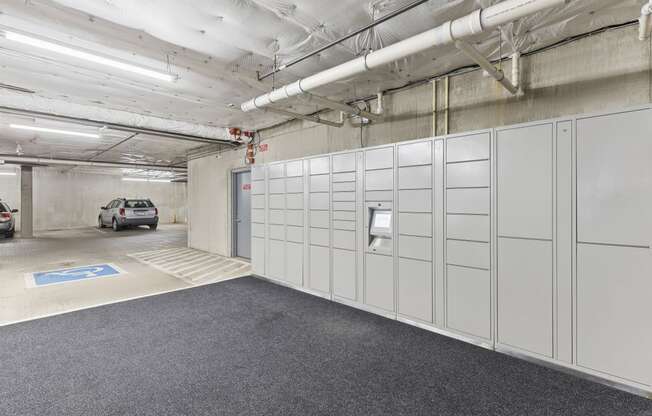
[9, 124, 101, 139]
[0, 172, 17, 176]
[4, 31, 177, 82]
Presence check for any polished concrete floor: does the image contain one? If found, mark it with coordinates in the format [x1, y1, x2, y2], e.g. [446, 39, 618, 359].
[0, 225, 191, 325]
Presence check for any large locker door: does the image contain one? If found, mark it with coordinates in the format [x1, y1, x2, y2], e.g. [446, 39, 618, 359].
[308, 156, 331, 294]
[576, 109, 652, 386]
[250, 166, 266, 275]
[496, 124, 554, 358]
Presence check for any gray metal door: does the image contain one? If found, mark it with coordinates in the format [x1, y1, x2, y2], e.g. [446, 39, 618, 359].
[234, 170, 252, 259]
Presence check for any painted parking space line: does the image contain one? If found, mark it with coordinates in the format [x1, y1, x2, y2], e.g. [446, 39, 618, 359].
[25, 263, 126, 288]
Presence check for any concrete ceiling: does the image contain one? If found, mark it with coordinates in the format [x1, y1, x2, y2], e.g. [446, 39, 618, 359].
[0, 0, 642, 164]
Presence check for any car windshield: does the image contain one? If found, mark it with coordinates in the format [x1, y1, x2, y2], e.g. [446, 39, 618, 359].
[125, 200, 153, 208]
[0, 203, 8, 212]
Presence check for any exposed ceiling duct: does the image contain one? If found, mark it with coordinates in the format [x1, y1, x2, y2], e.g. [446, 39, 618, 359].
[241, 0, 568, 113]
[0, 153, 187, 171]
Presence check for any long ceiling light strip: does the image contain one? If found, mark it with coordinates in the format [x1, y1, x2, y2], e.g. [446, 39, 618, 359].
[4, 31, 176, 82]
[10, 124, 100, 138]
[122, 177, 171, 183]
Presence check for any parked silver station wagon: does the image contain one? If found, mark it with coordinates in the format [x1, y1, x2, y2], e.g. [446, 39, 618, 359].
[99, 198, 158, 231]
[0, 200, 18, 238]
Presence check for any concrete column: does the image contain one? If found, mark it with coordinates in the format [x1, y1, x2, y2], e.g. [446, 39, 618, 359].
[20, 166, 33, 238]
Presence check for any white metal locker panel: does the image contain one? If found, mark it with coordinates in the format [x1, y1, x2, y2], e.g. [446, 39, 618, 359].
[365, 253, 395, 312]
[252, 222, 265, 238]
[446, 133, 490, 163]
[285, 242, 303, 285]
[310, 211, 329, 228]
[269, 224, 285, 240]
[333, 248, 356, 300]
[398, 190, 432, 213]
[310, 174, 330, 192]
[446, 160, 490, 188]
[310, 193, 329, 210]
[251, 195, 265, 209]
[398, 165, 432, 189]
[497, 124, 553, 239]
[332, 181, 356, 192]
[251, 181, 265, 195]
[332, 172, 356, 182]
[333, 211, 356, 221]
[365, 169, 393, 191]
[497, 238, 553, 358]
[268, 164, 284, 178]
[310, 227, 330, 246]
[332, 201, 355, 211]
[251, 237, 265, 274]
[332, 192, 355, 202]
[365, 191, 394, 201]
[398, 235, 432, 261]
[398, 141, 431, 166]
[309, 245, 330, 293]
[333, 229, 356, 251]
[285, 160, 303, 177]
[268, 210, 284, 225]
[577, 110, 652, 247]
[269, 178, 285, 194]
[398, 258, 433, 322]
[268, 239, 285, 279]
[332, 153, 356, 172]
[577, 244, 652, 386]
[399, 213, 432, 237]
[285, 210, 304, 226]
[365, 147, 394, 170]
[446, 215, 490, 242]
[269, 194, 285, 209]
[310, 157, 330, 175]
[446, 188, 490, 214]
[333, 220, 356, 231]
[285, 177, 304, 193]
[447, 240, 490, 269]
[286, 194, 304, 209]
[446, 265, 491, 339]
[286, 226, 304, 243]
[252, 209, 265, 223]
[251, 166, 265, 180]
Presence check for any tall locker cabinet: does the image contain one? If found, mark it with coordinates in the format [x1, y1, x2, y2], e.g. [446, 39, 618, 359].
[308, 156, 331, 295]
[267, 163, 286, 280]
[251, 165, 266, 275]
[576, 109, 652, 387]
[445, 132, 492, 342]
[284, 160, 305, 286]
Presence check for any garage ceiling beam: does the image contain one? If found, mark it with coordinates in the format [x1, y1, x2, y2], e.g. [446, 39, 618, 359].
[0, 154, 187, 172]
[0, 106, 239, 146]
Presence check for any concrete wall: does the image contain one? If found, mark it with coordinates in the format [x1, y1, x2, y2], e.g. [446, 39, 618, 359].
[188, 25, 652, 256]
[0, 166, 187, 232]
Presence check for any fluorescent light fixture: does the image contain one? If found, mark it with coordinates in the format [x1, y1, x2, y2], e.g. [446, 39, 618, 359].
[4, 31, 177, 82]
[122, 177, 171, 183]
[10, 124, 100, 139]
[0, 172, 16, 176]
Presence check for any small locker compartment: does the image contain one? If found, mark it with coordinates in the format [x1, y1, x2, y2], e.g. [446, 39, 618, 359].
[446, 132, 490, 163]
[365, 146, 394, 170]
[333, 248, 356, 301]
[365, 253, 395, 312]
[398, 258, 433, 322]
[309, 245, 330, 294]
[398, 141, 431, 167]
[446, 265, 491, 340]
[251, 237, 265, 275]
[268, 239, 285, 279]
[285, 242, 303, 286]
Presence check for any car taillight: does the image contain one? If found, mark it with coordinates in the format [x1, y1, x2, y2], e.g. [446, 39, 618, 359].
[0, 212, 11, 222]
[119, 208, 125, 216]
[154, 208, 158, 216]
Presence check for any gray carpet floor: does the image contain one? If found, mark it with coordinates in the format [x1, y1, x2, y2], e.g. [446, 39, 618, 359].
[1, 276, 651, 416]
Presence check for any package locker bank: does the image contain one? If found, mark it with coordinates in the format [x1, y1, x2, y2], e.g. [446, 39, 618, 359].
[249, 106, 652, 396]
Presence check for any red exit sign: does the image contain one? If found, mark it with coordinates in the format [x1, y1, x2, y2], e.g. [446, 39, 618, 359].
[258, 143, 269, 152]
[242, 183, 251, 191]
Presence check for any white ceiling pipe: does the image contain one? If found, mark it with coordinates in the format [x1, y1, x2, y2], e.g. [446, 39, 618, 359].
[639, 1, 652, 40]
[241, 0, 568, 112]
[512, 52, 521, 91]
[0, 155, 186, 171]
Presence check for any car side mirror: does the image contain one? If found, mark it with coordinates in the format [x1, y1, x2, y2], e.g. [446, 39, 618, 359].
[11, 209, 18, 213]
[101, 206, 107, 210]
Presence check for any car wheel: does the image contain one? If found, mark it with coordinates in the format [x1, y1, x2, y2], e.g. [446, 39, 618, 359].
[149, 224, 158, 231]
[98, 216, 105, 229]
[112, 218, 120, 232]
[6, 230, 14, 238]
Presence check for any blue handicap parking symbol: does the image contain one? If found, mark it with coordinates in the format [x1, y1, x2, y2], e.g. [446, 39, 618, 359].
[32, 264, 122, 286]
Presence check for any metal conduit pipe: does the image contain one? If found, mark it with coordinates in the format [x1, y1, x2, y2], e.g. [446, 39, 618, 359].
[0, 154, 187, 172]
[454, 40, 519, 94]
[241, 0, 568, 112]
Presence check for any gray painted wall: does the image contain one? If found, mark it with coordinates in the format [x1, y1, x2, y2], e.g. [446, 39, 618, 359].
[188, 25, 652, 256]
[0, 166, 187, 232]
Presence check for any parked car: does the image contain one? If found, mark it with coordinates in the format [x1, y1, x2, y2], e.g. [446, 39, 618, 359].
[0, 200, 18, 238]
[98, 198, 158, 231]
